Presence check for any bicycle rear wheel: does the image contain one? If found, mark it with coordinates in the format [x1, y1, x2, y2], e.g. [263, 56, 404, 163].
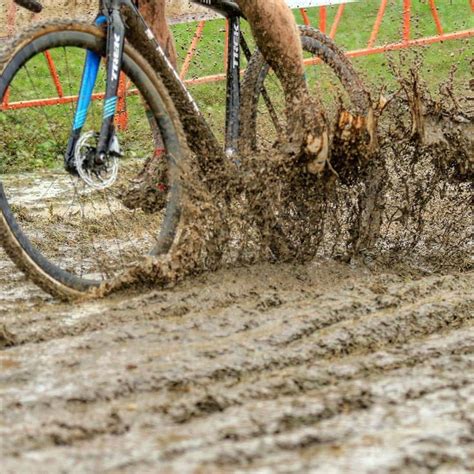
[0, 22, 187, 299]
[240, 26, 371, 152]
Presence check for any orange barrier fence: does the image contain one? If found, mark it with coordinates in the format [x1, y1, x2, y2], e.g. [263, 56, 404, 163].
[1, 0, 473, 114]
[181, 0, 474, 85]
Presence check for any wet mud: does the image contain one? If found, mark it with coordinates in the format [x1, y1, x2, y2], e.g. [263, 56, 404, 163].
[94, 60, 473, 297]
[1, 251, 473, 472]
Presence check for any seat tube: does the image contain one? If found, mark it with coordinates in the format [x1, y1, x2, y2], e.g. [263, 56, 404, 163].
[225, 14, 241, 157]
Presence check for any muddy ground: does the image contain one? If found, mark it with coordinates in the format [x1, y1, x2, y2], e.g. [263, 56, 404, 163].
[0, 20, 473, 471]
[1, 246, 473, 472]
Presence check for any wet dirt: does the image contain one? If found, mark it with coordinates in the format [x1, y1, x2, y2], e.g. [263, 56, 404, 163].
[1, 249, 473, 473]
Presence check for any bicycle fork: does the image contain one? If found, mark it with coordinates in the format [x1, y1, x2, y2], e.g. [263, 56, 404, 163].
[64, 9, 125, 174]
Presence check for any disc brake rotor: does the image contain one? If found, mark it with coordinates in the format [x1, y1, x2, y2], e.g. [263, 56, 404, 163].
[74, 131, 119, 190]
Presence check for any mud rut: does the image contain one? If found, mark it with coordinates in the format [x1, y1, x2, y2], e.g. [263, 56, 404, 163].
[0, 252, 473, 473]
[1, 60, 474, 471]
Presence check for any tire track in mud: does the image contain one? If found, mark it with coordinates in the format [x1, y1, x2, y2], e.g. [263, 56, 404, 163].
[1, 256, 473, 472]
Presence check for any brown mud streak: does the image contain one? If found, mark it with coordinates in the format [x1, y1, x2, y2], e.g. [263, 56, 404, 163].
[93, 58, 472, 298]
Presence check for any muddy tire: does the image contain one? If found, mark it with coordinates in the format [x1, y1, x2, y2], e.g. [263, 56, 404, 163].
[0, 21, 188, 300]
[239, 26, 371, 152]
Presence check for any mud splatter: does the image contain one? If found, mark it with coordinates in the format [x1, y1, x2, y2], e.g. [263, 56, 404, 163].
[96, 61, 473, 297]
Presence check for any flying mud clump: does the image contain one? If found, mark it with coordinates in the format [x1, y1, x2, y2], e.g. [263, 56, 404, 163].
[96, 62, 473, 297]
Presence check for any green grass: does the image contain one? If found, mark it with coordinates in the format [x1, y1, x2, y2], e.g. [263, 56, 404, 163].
[0, 47, 155, 173]
[0, 1, 472, 172]
[171, 0, 472, 131]
[300, 0, 473, 87]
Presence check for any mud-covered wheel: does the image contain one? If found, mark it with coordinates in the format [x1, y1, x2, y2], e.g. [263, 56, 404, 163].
[0, 21, 188, 299]
[239, 26, 371, 152]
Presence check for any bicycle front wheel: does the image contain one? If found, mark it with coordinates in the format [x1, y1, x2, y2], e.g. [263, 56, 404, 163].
[0, 21, 187, 299]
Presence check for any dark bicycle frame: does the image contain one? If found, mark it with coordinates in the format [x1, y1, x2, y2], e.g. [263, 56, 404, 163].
[61, 0, 250, 165]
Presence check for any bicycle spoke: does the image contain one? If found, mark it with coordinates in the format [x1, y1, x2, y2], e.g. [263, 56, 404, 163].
[260, 81, 284, 134]
[62, 46, 78, 123]
[23, 64, 62, 145]
[75, 181, 109, 279]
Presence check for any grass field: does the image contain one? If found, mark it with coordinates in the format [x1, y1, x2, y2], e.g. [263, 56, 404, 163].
[172, 0, 472, 134]
[0, 0, 472, 171]
[0, 48, 154, 173]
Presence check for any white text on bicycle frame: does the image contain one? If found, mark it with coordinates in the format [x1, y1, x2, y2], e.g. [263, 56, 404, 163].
[232, 23, 239, 69]
[112, 34, 121, 82]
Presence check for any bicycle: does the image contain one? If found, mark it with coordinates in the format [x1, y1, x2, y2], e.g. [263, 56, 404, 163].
[0, 0, 370, 299]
